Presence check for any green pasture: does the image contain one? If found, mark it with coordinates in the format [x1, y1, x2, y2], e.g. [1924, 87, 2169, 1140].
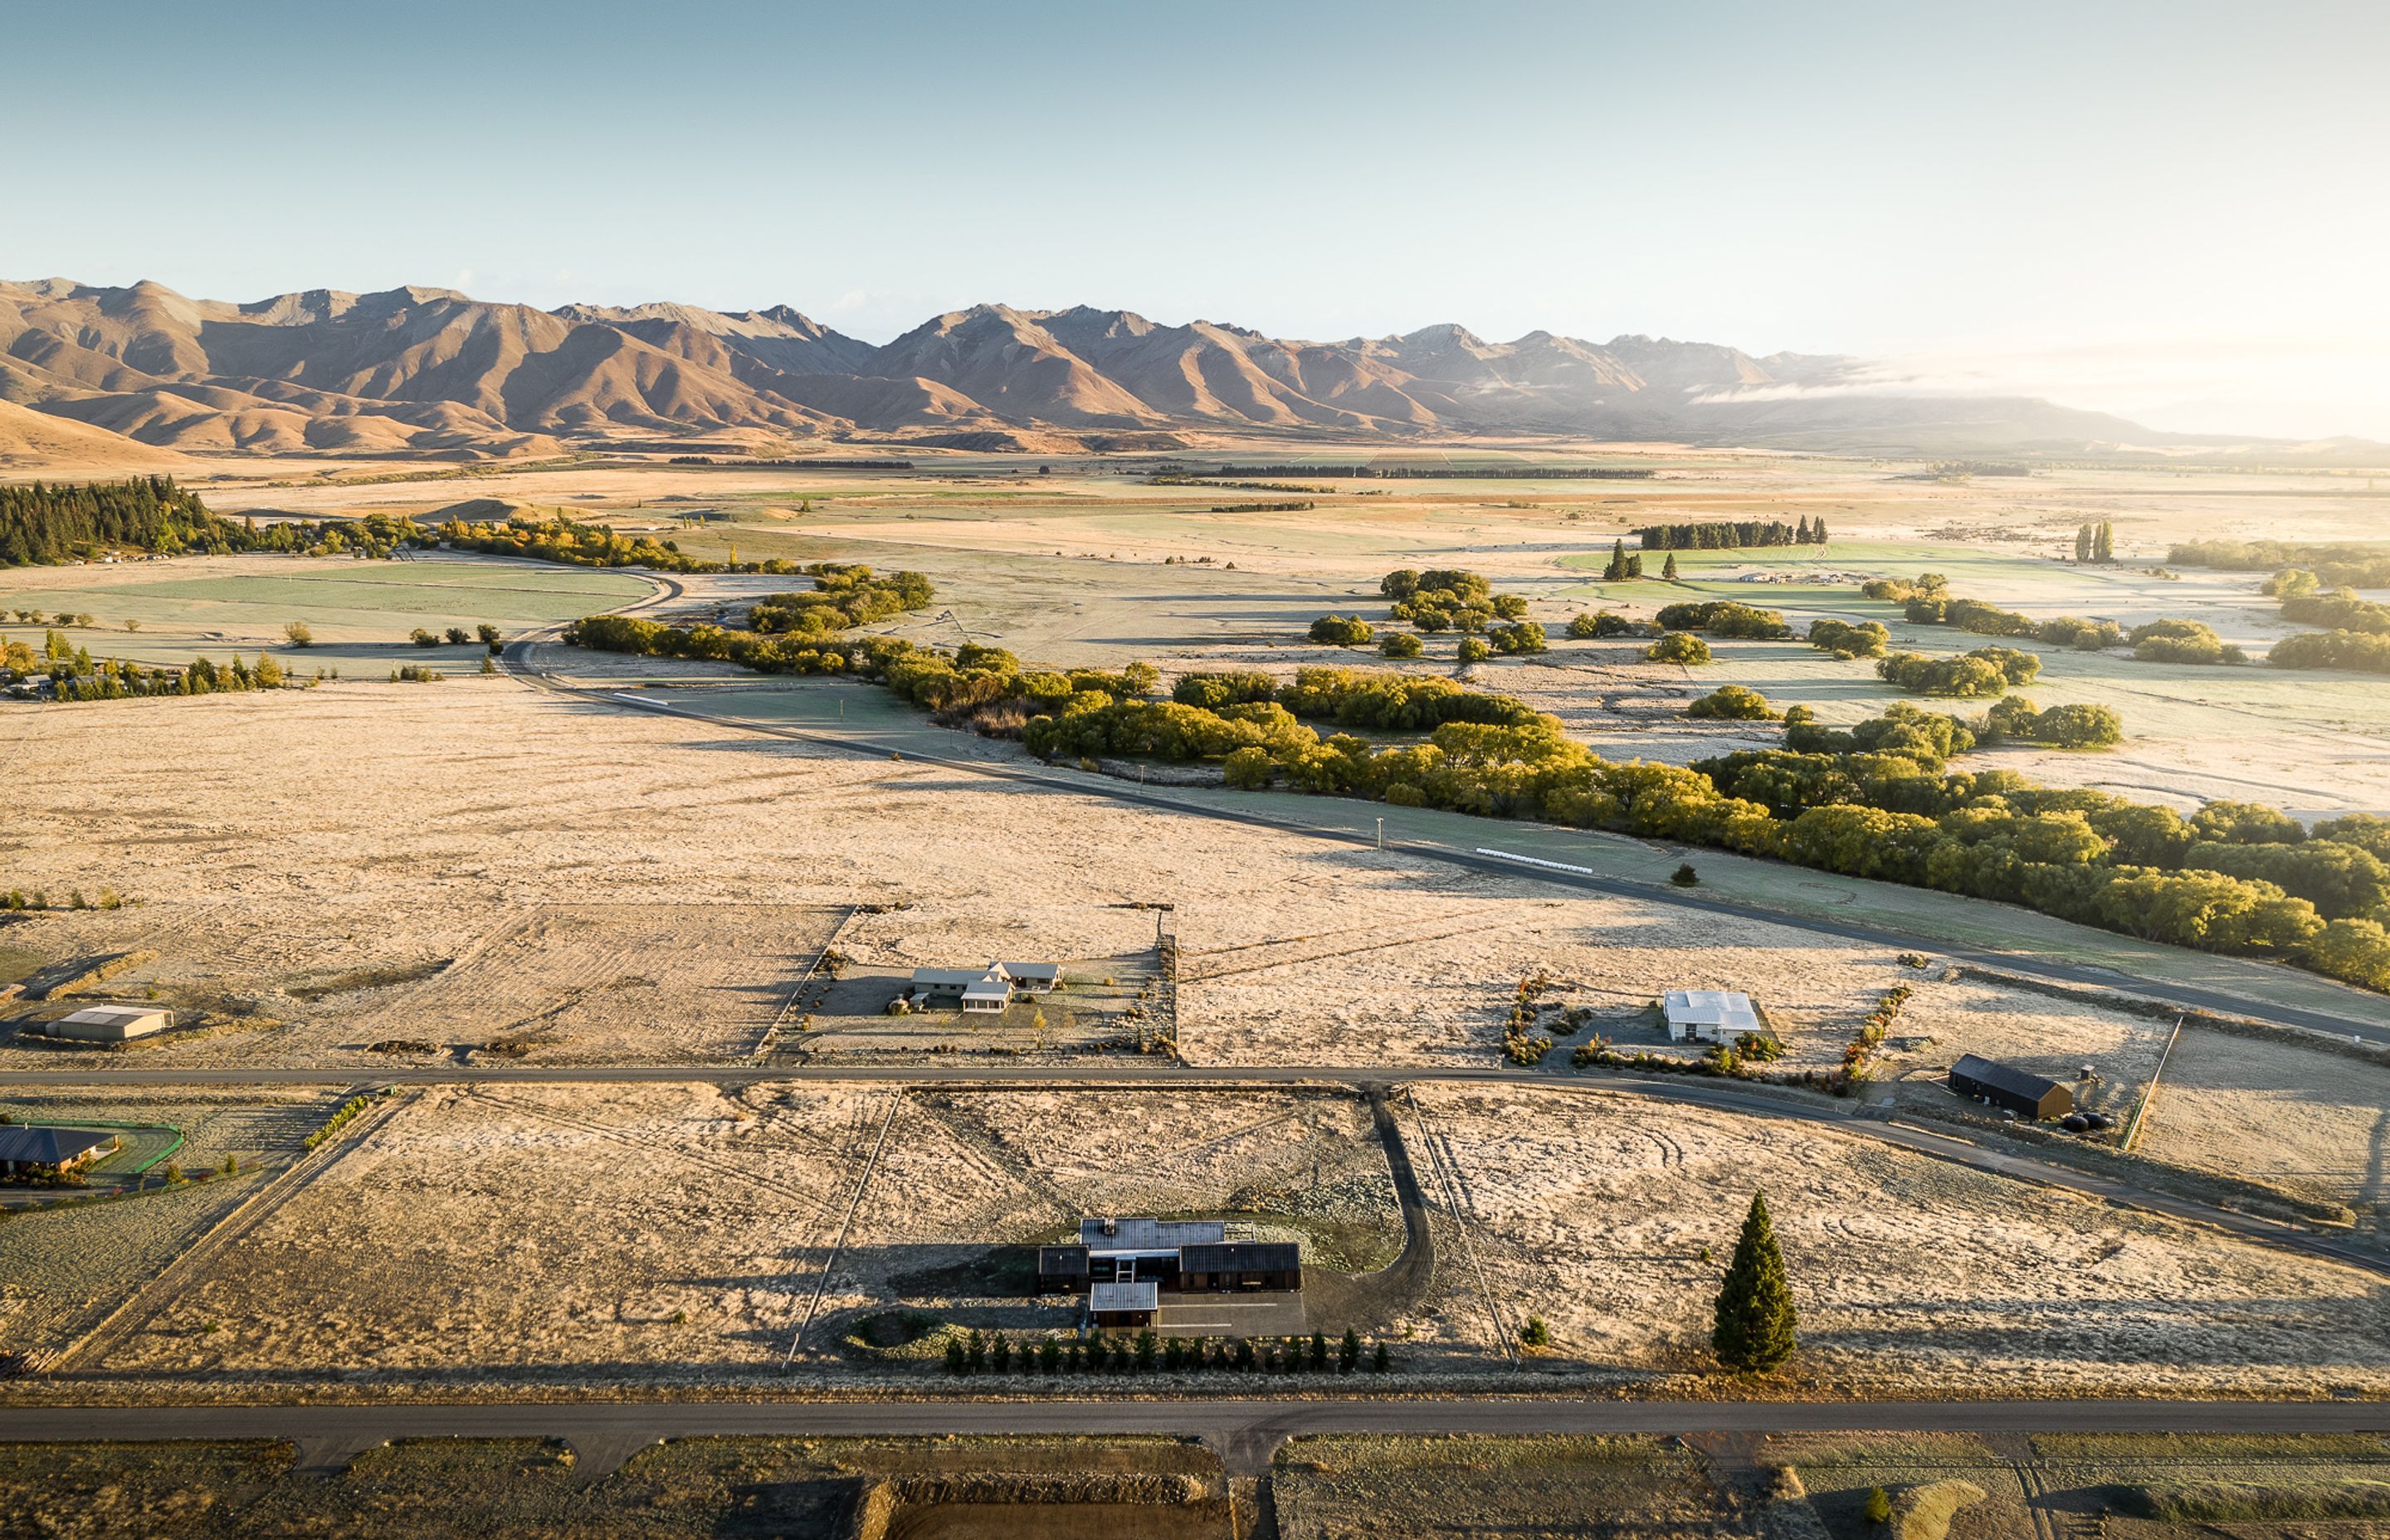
[0, 557, 655, 660]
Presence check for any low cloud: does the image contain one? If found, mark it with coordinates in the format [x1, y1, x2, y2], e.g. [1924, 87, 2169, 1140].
[1694, 334, 2390, 441]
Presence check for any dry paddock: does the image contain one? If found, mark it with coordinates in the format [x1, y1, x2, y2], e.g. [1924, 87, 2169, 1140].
[71, 1079, 2390, 1397]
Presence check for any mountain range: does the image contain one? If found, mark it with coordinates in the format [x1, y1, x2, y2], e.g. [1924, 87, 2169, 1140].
[0, 277, 2280, 465]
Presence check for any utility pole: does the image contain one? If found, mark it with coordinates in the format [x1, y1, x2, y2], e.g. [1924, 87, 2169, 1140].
[1376, 816, 1384, 850]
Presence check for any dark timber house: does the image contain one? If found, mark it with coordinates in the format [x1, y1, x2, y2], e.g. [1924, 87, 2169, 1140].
[1035, 1216, 1304, 1302]
[1949, 1054, 2074, 1121]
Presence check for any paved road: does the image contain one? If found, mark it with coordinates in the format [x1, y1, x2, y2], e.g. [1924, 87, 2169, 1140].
[500, 634, 2388, 1046]
[5, 1398, 2386, 1475]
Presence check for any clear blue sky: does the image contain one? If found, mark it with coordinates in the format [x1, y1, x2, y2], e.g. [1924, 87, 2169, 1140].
[7, 0, 2386, 437]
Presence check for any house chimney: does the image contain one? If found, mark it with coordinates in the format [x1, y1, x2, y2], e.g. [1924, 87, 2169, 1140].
[1101, 1216, 1116, 1237]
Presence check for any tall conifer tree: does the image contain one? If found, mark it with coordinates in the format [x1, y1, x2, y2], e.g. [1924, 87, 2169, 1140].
[1712, 1190, 1797, 1372]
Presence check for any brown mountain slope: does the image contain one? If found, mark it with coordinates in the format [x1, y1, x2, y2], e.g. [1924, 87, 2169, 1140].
[0, 276, 2238, 457]
[0, 397, 195, 470]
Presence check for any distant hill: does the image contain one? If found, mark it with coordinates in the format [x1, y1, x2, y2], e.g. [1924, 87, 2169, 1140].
[0, 277, 2355, 461]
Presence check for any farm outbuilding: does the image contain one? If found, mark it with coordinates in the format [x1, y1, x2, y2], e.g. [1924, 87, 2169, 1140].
[0, 1124, 120, 1176]
[49, 1005, 172, 1042]
[1949, 1053, 2075, 1121]
[1662, 990, 1764, 1045]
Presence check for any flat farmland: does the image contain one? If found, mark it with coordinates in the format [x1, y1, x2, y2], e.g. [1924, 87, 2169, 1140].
[99, 1083, 883, 1382]
[0, 553, 653, 667]
[0, 1089, 346, 1354]
[345, 903, 840, 1063]
[2135, 1027, 2390, 1238]
[1406, 1083, 2390, 1396]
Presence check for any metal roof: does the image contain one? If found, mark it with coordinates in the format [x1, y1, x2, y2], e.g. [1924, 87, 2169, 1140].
[1036, 1245, 1090, 1275]
[911, 968, 993, 987]
[1179, 1241, 1300, 1273]
[996, 962, 1060, 980]
[1089, 1280, 1158, 1313]
[1079, 1216, 1227, 1253]
[1663, 990, 1761, 1030]
[1951, 1053, 2066, 1103]
[0, 1125, 116, 1166]
[59, 1005, 167, 1026]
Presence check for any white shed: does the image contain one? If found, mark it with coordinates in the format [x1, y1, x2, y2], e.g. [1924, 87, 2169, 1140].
[51, 1004, 173, 1042]
[1662, 990, 1763, 1045]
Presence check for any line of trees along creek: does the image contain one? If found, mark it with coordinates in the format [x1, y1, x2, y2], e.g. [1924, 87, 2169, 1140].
[568, 592, 2390, 992]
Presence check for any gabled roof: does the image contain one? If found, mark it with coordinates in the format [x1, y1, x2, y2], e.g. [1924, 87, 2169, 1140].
[1179, 1241, 1301, 1273]
[0, 1125, 115, 1166]
[1951, 1053, 2065, 1101]
[996, 961, 1060, 981]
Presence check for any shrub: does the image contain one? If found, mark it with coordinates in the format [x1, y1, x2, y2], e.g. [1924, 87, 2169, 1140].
[1565, 612, 1602, 639]
[1686, 685, 1778, 720]
[1671, 863, 1699, 887]
[283, 621, 314, 647]
[408, 628, 438, 648]
[1519, 1315, 1551, 1347]
[1655, 600, 1792, 639]
[2271, 628, 2390, 673]
[1378, 631, 1423, 659]
[1456, 636, 1491, 664]
[1807, 617, 1890, 658]
[1646, 632, 1711, 665]
[1309, 614, 1374, 646]
[1875, 647, 2038, 697]
[1982, 696, 2123, 748]
[443, 626, 471, 646]
[2129, 618, 2244, 665]
[1222, 746, 1275, 789]
[1488, 621, 1546, 654]
[1173, 670, 1275, 708]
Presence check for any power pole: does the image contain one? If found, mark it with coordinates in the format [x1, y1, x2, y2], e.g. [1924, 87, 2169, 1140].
[1376, 816, 1384, 850]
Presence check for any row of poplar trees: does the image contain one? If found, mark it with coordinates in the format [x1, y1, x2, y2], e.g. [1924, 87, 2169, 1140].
[2074, 520, 2117, 563]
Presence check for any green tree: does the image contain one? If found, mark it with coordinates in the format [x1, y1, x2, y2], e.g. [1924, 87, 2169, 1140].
[1646, 632, 1711, 665]
[990, 1333, 1012, 1372]
[1603, 539, 1630, 581]
[1712, 1191, 1797, 1372]
[1370, 1340, 1391, 1372]
[944, 1336, 968, 1374]
[476, 623, 501, 649]
[1663, 552, 1680, 580]
[409, 628, 437, 648]
[1339, 1326, 1361, 1373]
[1456, 636, 1491, 664]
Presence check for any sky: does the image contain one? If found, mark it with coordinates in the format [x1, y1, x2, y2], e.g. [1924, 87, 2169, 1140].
[6, 0, 2387, 439]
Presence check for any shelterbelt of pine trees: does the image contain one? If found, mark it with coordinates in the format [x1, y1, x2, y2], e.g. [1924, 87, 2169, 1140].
[1634, 516, 1829, 550]
[0, 478, 423, 563]
[565, 597, 2390, 995]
